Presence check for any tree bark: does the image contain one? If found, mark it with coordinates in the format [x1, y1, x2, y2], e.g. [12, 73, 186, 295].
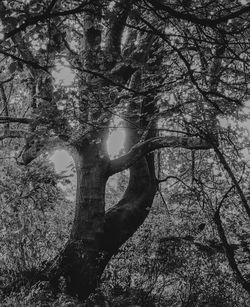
[48, 142, 110, 300]
[103, 155, 156, 259]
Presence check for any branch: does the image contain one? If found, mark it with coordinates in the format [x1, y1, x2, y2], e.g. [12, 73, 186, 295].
[214, 208, 250, 293]
[20, 135, 69, 165]
[0, 48, 50, 72]
[160, 236, 239, 255]
[138, 15, 229, 112]
[212, 143, 250, 219]
[104, 0, 132, 58]
[0, 116, 32, 124]
[0, 75, 14, 85]
[0, 129, 30, 140]
[146, 0, 250, 28]
[0, 84, 9, 130]
[109, 135, 211, 175]
[72, 64, 153, 96]
[2, 1, 94, 41]
[45, 0, 58, 13]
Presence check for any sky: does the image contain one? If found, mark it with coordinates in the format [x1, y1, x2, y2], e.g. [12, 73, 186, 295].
[239, 0, 250, 5]
[52, 59, 75, 86]
[50, 149, 73, 173]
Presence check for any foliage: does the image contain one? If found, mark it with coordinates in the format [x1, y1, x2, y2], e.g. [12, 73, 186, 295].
[0, 152, 74, 291]
[101, 195, 250, 306]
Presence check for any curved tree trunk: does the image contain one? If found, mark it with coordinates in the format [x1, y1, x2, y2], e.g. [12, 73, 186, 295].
[46, 155, 156, 300]
[46, 101, 157, 301]
[103, 155, 156, 259]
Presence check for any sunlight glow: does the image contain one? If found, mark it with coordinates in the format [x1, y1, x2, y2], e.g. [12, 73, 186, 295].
[52, 59, 75, 86]
[50, 149, 73, 173]
[50, 127, 126, 173]
[107, 128, 126, 158]
[239, 0, 249, 5]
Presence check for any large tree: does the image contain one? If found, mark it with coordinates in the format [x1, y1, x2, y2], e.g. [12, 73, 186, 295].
[1, 0, 250, 301]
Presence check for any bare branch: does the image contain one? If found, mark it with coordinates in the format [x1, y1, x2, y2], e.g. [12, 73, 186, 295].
[109, 136, 211, 175]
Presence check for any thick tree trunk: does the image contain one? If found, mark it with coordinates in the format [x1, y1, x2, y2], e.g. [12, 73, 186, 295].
[47, 142, 110, 300]
[47, 120, 157, 301]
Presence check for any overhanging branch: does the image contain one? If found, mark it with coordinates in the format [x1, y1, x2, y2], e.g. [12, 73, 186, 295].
[109, 135, 211, 175]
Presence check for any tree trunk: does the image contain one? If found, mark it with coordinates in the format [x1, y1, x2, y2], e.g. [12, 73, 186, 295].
[48, 142, 110, 300]
[47, 118, 157, 301]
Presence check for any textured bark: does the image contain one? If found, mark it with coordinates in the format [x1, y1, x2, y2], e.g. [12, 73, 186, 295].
[48, 142, 110, 300]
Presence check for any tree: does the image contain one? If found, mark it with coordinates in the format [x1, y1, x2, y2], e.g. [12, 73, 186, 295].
[1, 0, 250, 301]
